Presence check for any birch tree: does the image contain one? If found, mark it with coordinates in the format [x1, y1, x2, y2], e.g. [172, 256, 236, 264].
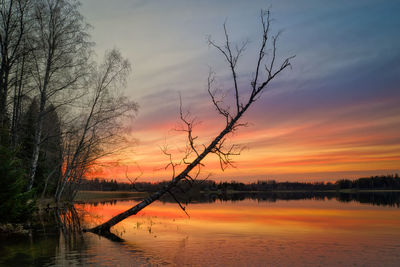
[27, 0, 91, 191]
[88, 9, 294, 236]
[0, 0, 31, 144]
[55, 49, 137, 202]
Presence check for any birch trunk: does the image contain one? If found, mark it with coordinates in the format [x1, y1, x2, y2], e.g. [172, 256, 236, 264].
[27, 52, 52, 191]
[27, 90, 46, 190]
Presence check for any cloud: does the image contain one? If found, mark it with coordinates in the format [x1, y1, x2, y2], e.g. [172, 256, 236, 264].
[81, 0, 400, 182]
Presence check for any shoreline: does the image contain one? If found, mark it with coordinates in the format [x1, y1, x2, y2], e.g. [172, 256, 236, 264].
[72, 189, 400, 202]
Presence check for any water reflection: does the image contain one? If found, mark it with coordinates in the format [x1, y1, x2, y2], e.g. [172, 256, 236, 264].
[0, 206, 154, 266]
[79, 191, 400, 208]
[77, 196, 400, 266]
[0, 207, 82, 266]
[1, 194, 400, 266]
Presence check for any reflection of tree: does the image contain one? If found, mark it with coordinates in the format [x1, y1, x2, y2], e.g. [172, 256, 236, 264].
[89, 9, 294, 236]
[0, 205, 152, 265]
[55, 206, 82, 236]
[337, 192, 400, 208]
[76, 192, 400, 207]
[0, 206, 86, 265]
[164, 191, 400, 207]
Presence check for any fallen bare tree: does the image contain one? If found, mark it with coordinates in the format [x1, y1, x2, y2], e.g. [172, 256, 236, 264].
[88, 9, 294, 236]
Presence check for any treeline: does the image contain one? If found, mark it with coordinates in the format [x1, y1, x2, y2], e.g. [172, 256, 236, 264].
[336, 174, 400, 189]
[79, 179, 183, 192]
[79, 174, 400, 192]
[0, 0, 136, 222]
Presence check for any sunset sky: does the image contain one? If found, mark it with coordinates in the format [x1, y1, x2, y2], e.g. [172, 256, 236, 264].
[80, 0, 400, 183]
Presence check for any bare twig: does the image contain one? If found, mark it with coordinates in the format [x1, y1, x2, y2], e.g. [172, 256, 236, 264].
[88, 8, 294, 236]
[167, 190, 190, 218]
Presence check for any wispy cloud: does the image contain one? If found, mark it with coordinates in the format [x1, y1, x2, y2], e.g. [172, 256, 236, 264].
[80, 0, 400, 182]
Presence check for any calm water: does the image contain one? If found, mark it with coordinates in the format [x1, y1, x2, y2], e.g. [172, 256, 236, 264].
[1, 194, 400, 266]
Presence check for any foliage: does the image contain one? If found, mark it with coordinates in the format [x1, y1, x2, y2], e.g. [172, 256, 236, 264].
[0, 146, 35, 223]
[1, 0, 136, 208]
[16, 100, 63, 196]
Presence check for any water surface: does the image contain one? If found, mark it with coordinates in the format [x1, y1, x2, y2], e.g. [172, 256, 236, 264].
[1, 194, 400, 266]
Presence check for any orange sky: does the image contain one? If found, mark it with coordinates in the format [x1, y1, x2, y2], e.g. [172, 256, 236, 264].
[89, 92, 400, 183]
[81, 0, 400, 183]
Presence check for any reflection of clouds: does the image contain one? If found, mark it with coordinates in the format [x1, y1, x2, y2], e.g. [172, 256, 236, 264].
[55, 198, 400, 266]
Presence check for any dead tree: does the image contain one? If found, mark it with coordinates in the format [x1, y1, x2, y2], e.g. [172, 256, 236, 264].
[88, 9, 294, 236]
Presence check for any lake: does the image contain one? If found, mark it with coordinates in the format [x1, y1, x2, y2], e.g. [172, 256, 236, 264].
[1, 193, 400, 266]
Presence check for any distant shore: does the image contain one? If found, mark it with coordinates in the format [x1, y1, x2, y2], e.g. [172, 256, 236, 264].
[74, 189, 400, 202]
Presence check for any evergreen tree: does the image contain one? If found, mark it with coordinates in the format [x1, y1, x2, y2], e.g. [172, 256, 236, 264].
[0, 146, 35, 222]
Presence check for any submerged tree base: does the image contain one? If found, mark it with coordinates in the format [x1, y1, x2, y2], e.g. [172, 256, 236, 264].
[84, 227, 124, 242]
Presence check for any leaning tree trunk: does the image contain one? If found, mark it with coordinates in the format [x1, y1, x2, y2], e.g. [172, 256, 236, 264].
[88, 110, 245, 235]
[88, 9, 293, 236]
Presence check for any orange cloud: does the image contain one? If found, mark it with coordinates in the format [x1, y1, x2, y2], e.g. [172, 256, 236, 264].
[86, 90, 400, 183]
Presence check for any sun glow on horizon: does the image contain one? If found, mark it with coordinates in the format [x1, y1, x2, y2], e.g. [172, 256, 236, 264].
[81, 0, 400, 183]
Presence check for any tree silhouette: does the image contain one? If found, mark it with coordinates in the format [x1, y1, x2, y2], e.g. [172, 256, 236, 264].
[88, 9, 294, 236]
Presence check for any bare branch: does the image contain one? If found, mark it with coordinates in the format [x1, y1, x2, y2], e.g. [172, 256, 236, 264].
[125, 163, 143, 191]
[207, 71, 232, 125]
[167, 190, 190, 218]
[208, 23, 245, 115]
[88, 8, 293, 236]
[252, 9, 270, 92]
[178, 93, 200, 157]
